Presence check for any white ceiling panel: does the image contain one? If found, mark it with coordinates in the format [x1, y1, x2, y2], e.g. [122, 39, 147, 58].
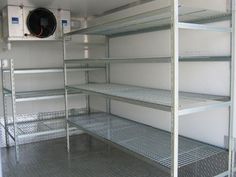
[0, 0, 139, 16]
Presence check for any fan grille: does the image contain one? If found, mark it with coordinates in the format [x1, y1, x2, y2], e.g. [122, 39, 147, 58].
[27, 8, 57, 38]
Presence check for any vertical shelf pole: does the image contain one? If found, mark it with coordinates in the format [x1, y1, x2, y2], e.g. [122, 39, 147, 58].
[105, 36, 111, 141]
[105, 37, 111, 114]
[63, 33, 70, 153]
[171, 0, 179, 177]
[1, 60, 9, 147]
[83, 19, 92, 148]
[84, 18, 91, 114]
[229, 0, 236, 176]
[10, 59, 19, 162]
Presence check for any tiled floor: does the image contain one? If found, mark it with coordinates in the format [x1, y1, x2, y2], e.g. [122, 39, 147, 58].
[2, 134, 170, 177]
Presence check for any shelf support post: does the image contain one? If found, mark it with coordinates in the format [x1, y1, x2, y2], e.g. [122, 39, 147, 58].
[83, 18, 93, 148]
[84, 18, 91, 114]
[105, 36, 111, 114]
[105, 36, 111, 145]
[63, 32, 70, 153]
[171, 0, 179, 177]
[229, 0, 236, 176]
[1, 60, 10, 147]
[10, 59, 19, 162]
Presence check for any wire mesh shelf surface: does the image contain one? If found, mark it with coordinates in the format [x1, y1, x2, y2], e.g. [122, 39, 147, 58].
[69, 112, 227, 169]
[68, 83, 229, 114]
[1, 109, 87, 139]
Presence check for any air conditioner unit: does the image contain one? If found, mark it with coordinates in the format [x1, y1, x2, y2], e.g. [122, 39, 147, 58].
[2, 6, 71, 41]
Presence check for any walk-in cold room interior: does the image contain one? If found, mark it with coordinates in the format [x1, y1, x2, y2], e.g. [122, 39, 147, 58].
[0, 0, 236, 177]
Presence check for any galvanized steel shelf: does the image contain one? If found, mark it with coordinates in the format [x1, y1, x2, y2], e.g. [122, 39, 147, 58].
[68, 112, 227, 171]
[7, 116, 76, 139]
[0, 109, 86, 145]
[4, 88, 82, 102]
[3, 67, 105, 74]
[65, 56, 231, 64]
[65, 5, 231, 37]
[68, 83, 230, 115]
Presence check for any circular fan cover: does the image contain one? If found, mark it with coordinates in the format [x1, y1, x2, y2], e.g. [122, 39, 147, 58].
[27, 8, 57, 38]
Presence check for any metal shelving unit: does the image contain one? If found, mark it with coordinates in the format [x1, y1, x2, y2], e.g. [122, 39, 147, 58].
[0, 59, 103, 162]
[63, 1, 235, 177]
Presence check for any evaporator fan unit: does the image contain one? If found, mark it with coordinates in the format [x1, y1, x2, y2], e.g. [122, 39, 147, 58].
[26, 8, 57, 38]
[2, 6, 71, 41]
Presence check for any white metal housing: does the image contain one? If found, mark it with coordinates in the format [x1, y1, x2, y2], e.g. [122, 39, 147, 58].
[2, 5, 71, 41]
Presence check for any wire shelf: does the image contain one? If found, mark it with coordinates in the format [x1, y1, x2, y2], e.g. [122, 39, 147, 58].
[68, 84, 230, 115]
[66, 5, 230, 36]
[7, 119, 67, 136]
[3, 67, 105, 74]
[65, 56, 231, 64]
[2, 109, 87, 142]
[68, 112, 227, 169]
[4, 88, 83, 102]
